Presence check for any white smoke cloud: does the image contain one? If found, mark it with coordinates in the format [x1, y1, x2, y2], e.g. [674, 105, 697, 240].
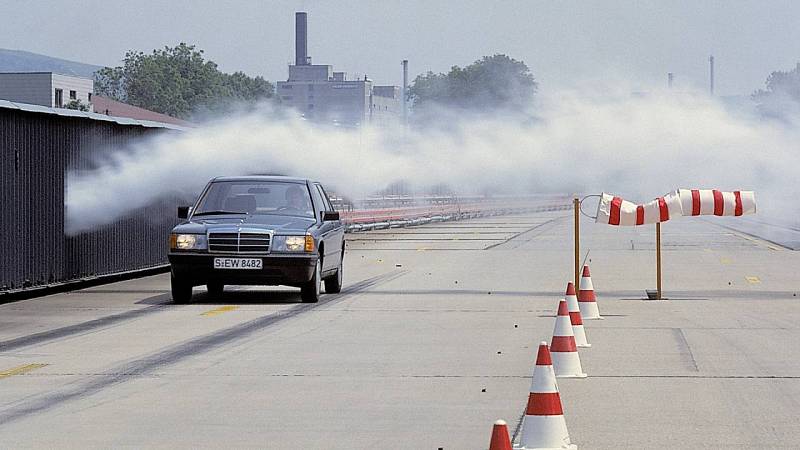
[65, 87, 800, 234]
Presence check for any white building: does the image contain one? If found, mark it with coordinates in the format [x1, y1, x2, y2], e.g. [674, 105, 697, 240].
[0, 72, 93, 109]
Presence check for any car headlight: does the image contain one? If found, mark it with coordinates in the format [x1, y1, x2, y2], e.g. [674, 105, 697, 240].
[284, 236, 306, 251]
[273, 235, 314, 252]
[170, 233, 207, 250]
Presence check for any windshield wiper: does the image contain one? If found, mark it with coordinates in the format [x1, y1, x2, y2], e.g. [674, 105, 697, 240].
[192, 210, 247, 216]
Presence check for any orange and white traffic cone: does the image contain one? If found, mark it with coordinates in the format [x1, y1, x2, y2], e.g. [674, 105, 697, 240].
[516, 342, 578, 450]
[578, 265, 602, 320]
[551, 299, 587, 378]
[565, 282, 590, 348]
[489, 419, 512, 450]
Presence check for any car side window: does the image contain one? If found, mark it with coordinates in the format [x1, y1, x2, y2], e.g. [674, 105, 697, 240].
[309, 183, 326, 220]
[316, 184, 334, 211]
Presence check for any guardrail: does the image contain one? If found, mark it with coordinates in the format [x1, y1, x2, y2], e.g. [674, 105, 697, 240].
[340, 196, 573, 232]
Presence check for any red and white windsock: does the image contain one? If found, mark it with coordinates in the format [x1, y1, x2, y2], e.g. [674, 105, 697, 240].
[678, 189, 756, 217]
[551, 299, 587, 378]
[565, 283, 590, 348]
[596, 191, 682, 226]
[517, 342, 578, 450]
[595, 189, 756, 226]
[578, 265, 602, 320]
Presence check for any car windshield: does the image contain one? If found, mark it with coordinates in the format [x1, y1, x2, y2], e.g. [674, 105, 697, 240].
[194, 181, 315, 218]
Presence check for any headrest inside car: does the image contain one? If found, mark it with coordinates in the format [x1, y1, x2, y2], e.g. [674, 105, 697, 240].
[224, 194, 257, 214]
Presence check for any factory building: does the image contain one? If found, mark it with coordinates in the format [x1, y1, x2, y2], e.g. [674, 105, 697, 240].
[276, 12, 401, 127]
[0, 72, 93, 109]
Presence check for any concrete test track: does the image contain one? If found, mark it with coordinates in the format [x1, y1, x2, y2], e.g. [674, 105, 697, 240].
[0, 210, 799, 449]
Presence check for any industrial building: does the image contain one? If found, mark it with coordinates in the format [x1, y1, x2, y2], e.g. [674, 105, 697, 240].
[0, 72, 93, 109]
[276, 12, 401, 127]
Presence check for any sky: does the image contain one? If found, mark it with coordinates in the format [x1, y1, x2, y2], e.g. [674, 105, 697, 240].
[1, 0, 799, 96]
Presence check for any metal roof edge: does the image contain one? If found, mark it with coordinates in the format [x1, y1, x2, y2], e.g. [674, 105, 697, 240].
[0, 99, 188, 130]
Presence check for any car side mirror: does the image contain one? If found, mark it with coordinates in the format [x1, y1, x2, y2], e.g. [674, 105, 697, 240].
[323, 211, 340, 221]
[178, 206, 191, 219]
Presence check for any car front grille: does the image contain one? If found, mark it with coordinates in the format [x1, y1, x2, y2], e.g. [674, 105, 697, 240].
[209, 231, 271, 254]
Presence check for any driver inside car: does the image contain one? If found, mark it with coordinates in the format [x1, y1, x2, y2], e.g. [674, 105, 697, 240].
[283, 185, 310, 213]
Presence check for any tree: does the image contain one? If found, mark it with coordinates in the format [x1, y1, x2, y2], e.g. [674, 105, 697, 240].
[64, 99, 90, 112]
[222, 71, 274, 103]
[94, 43, 273, 119]
[94, 66, 126, 101]
[408, 54, 537, 113]
[752, 62, 800, 120]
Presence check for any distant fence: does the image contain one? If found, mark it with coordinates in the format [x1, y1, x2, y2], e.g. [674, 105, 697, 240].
[0, 102, 187, 294]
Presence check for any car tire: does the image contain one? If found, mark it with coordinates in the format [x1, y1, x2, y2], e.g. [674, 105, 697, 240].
[300, 258, 321, 303]
[324, 255, 343, 294]
[207, 282, 224, 297]
[171, 274, 193, 304]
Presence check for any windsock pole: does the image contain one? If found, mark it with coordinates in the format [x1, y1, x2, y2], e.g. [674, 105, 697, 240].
[574, 197, 580, 288]
[656, 222, 662, 300]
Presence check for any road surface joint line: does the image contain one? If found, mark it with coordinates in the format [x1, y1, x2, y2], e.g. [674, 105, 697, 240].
[703, 218, 794, 250]
[483, 215, 568, 250]
[591, 375, 800, 379]
[0, 363, 48, 379]
[16, 373, 537, 379]
[672, 328, 699, 372]
[14, 372, 800, 380]
[200, 305, 239, 317]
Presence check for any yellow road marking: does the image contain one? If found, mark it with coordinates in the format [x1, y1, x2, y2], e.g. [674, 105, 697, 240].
[745, 276, 761, 284]
[720, 257, 732, 265]
[0, 363, 48, 379]
[200, 305, 239, 317]
[768, 245, 781, 251]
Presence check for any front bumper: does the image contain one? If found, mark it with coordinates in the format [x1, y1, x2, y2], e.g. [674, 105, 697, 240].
[168, 252, 317, 287]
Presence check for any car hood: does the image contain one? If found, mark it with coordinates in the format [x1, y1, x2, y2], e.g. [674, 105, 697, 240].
[173, 214, 316, 234]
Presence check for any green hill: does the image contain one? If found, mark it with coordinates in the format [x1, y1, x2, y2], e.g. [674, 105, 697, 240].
[0, 48, 102, 78]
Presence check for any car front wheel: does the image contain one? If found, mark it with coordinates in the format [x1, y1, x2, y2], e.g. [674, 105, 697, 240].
[300, 259, 321, 303]
[171, 274, 193, 304]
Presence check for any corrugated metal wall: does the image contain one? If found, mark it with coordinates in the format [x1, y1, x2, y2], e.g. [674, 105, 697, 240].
[1, 107, 184, 292]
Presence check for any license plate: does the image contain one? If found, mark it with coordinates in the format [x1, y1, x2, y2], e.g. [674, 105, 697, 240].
[213, 258, 262, 270]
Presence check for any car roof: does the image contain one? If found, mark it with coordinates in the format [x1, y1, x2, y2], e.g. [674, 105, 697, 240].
[210, 175, 314, 184]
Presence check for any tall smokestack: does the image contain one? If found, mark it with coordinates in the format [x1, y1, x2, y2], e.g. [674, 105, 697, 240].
[295, 12, 308, 66]
[709, 55, 715, 95]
